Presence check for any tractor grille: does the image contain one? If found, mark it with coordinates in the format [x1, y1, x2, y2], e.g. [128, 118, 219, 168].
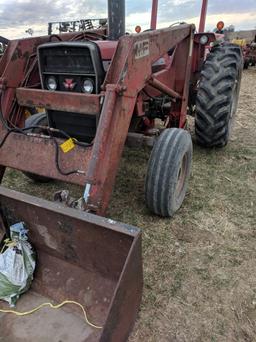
[38, 42, 105, 142]
[43, 47, 94, 74]
[38, 42, 105, 93]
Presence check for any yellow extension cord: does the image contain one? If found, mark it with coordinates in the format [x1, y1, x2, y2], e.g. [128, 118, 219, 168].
[0, 239, 102, 329]
[0, 300, 103, 329]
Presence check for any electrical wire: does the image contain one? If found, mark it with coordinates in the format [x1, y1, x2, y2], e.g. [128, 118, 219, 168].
[0, 105, 93, 176]
[46, 127, 92, 176]
[0, 300, 102, 329]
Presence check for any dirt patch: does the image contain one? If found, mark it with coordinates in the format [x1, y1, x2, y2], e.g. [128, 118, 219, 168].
[2, 69, 256, 342]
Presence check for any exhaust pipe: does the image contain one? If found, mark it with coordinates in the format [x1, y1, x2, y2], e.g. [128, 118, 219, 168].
[199, 0, 208, 33]
[108, 0, 125, 40]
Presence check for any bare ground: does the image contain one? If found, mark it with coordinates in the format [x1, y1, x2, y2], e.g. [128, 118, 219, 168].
[2, 69, 256, 342]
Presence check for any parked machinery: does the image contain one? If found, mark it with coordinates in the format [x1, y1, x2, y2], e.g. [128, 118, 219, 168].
[244, 39, 256, 69]
[48, 18, 108, 35]
[232, 34, 256, 69]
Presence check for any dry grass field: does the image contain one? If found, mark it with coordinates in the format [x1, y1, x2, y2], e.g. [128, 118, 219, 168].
[2, 68, 256, 341]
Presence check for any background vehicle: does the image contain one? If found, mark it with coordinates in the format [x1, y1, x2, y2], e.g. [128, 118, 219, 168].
[243, 41, 256, 69]
[0, 36, 9, 58]
[48, 18, 108, 35]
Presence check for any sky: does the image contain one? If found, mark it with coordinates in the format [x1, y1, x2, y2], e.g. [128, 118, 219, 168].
[0, 0, 255, 39]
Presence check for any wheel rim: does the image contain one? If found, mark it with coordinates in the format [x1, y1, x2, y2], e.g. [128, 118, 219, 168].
[175, 152, 188, 201]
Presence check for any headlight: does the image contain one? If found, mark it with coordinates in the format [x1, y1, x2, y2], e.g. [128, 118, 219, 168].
[199, 35, 209, 45]
[82, 79, 94, 94]
[46, 76, 57, 91]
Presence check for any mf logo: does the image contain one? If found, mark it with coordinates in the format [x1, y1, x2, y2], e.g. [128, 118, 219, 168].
[63, 78, 76, 90]
[134, 39, 150, 59]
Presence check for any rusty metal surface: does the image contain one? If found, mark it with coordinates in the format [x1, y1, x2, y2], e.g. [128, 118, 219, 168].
[100, 234, 143, 341]
[0, 29, 105, 122]
[103, 24, 193, 90]
[149, 77, 182, 99]
[83, 25, 194, 213]
[83, 85, 137, 214]
[126, 132, 156, 148]
[0, 186, 143, 341]
[95, 41, 118, 59]
[16, 88, 101, 115]
[0, 132, 90, 185]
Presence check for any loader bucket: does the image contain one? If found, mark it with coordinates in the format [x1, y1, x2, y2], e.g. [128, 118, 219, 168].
[0, 187, 142, 342]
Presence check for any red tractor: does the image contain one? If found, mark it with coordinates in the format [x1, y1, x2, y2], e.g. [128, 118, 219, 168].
[0, 0, 242, 218]
[0, 0, 243, 340]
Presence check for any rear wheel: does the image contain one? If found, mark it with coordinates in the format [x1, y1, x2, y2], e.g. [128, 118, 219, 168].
[195, 43, 242, 147]
[145, 128, 192, 217]
[23, 113, 52, 183]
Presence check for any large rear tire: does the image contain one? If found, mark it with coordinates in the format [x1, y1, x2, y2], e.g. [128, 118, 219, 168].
[23, 113, 52, 183]
[195, 43, 242, 147]
[145, 128, 192, 217]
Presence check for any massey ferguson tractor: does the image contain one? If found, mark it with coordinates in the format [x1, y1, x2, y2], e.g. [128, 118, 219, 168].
[0, 0, 242, 340]
[0, 0, 242, 218]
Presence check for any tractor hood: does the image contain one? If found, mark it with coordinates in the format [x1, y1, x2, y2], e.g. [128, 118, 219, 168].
[95, 40, 118, 60]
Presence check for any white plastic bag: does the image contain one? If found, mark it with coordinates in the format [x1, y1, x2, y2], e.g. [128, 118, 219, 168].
[0, 222, 35, 306]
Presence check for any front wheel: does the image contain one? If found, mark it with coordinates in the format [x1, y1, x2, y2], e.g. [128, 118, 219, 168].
[145, 128, 192, 217]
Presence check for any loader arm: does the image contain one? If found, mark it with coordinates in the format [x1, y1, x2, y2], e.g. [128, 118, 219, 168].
[85, 24, 194, 213]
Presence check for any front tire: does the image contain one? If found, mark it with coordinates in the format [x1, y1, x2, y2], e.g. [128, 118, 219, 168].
[195, 43, 242, 147]
[145, 128, 192, 217]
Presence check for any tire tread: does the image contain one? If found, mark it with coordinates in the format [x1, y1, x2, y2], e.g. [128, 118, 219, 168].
[195, 43, 242, 147]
